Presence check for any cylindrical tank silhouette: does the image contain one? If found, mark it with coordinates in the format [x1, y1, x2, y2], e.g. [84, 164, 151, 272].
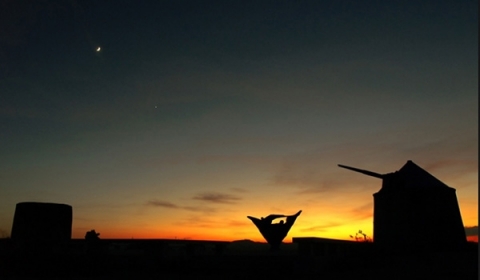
[11, 202, 72, 252]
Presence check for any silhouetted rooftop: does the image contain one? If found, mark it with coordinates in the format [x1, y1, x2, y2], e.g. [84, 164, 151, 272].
[395, 160, 452, 190]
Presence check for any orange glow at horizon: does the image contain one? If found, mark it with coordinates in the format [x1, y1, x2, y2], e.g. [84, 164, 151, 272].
[71, 213, 374, 242]
[62, 161, 477, 243]
[69, 193, 477, 242]
[72, 225, 479, 245]
[71, 216, 477, 243]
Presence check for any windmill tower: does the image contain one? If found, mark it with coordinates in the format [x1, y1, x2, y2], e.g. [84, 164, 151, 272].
[339, 160, 466, 251]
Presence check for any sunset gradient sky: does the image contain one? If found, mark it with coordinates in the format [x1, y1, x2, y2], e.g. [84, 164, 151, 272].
[0, 0, 477, 242]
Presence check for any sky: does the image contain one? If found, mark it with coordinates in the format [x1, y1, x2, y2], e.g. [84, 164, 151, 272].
[0, 0, 477, 242]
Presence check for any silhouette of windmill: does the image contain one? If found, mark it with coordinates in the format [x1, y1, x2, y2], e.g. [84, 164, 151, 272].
[339, 160, 466, 251]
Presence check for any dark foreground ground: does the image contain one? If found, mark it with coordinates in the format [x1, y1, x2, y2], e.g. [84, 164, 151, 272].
[0, 240, 477, 279]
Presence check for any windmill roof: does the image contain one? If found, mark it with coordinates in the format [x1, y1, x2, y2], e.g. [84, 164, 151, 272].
[391, 160, 453, 190]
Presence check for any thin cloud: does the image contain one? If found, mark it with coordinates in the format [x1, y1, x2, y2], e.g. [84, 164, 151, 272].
[174, 215, 222, 229]
[295, 187, 330, 195]
[269, 154, 368, 193]
[183, 206, 217, 213]
[423, 159, 478, 173]
[146, 200, 179, 209]
[300, 222, 343, 233]
[146, 199, 217, 213]
[193, 192, 241, 204]
[272, 161, 319, 188]
[349, 203, 373, 220]
[194, 154, 277, 165]
[175, 218, 250, 229]
[227, 220, 251, 227]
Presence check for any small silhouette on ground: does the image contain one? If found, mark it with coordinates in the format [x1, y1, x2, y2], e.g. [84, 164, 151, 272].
[247, 210, 302, 251]
[85, 230, 100, 241]
[350, 230, 372, 242]
[85, 229, 101, 255]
